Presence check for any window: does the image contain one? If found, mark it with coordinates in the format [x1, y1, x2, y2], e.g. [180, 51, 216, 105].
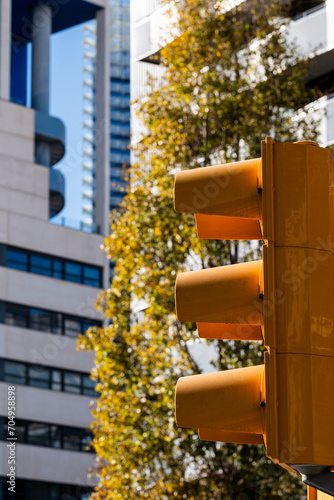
[50, 425, 61, 448]
[28, 365, 50, 389]
[30, 255, 52, 276]
[1, 300, 102, 337]
[83, 266, 101, 287]
[1, 245, 102, 288]
[1, 418, 93, 453]
[27, 422, 50, 447]
[64, 317, 82, 337]
[65, 262, 82, 283]
[64, 372, 81, 394]
[15, 420, 26, 443]
[30, 308, 51, 332]
[50, 312, 62, 334]
[51, 370, 62, 391]
[0, 478, 92, 500]
[53, 259, 63, 279]
[5, 303, 28, 328]
[3, 360, 26, 384]
[82, 374, 96, 397]
[28, 481, 49, 499]
[63, 427, 82, 451]
[6, 248, 28, 271]
[0, 359, 97, 397]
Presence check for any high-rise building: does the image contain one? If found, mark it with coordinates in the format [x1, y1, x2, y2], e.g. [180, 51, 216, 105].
[82, 0, 130, 228]
[0, 1, 110, 498]
[130, 0, 334, 149]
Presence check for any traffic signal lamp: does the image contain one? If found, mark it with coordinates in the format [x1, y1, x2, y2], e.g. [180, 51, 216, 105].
[174, 138, 334, 494]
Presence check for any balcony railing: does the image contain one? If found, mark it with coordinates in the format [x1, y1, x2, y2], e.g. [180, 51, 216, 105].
[131, 0, 162, 24]
[51, 217, 99, 234]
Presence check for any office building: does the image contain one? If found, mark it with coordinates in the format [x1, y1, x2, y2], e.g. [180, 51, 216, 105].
[82, 0, 130, 228]
[131, 0, 334, 148]
[0, 0, 110, 498]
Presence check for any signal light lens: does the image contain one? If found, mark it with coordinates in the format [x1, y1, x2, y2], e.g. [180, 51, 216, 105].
[174, 158, 262, 219]
[175, 365, 265, 438]
[175, 260, 263, 327]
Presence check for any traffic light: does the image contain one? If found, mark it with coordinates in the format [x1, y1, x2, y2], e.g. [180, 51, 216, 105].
[174, 138, 334, 495]
[308, 486, 334, 500]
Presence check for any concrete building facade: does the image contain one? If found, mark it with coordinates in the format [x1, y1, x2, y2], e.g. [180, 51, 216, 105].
[0, 1, 109, 498]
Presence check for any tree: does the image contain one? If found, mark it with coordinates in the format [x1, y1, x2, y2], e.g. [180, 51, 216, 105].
[80, 1, 321, 498]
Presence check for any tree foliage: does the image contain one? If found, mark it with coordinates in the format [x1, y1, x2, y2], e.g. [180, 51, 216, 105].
[80, 1, 321, 498]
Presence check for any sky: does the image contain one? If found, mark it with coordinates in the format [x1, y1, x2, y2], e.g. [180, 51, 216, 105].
[49, 23, 86, 225]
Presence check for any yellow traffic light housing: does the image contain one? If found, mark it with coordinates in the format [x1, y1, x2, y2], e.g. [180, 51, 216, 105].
[174, 138, 334, 493]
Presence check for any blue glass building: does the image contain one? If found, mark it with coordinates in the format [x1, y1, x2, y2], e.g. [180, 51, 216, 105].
[82, 0, 130, 226]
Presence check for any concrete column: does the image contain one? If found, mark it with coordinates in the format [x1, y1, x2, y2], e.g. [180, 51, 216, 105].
[31, 4, 51, 112]
[95, 5, 110, 242]
[0, 0, 12, 100]
[31, 4, 52, 166]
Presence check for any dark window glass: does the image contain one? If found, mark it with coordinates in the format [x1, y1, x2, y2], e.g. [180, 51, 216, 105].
[6, 248, 28, 271]
[49, 484, 59, 500]
[65, 262, 82, 283]
[51, 370, 62, 391]
[82, 375, 96, 397]
[27, 422, 50, 447]
[30, 255, 52, 276]
[15, 421, 26, 442]
[2, 246, 102, 288]
[50, 425, 61, 448]
[2, 479, 92, 499]
[64, 317, 82, 337]
[63, 428, 81, 451]
[61, 484, 91, 500]
[28, 366, 50, 389]
[30, 308, 51, 332]
[27, 480, 49, 499]
[0, 360, 98, 399]
[1, 301, 102, 336]
[5, 303, 28, 328]
[64, 372, 80, 393]
[53, 259, 63, 279]
[4, 361, 26, 384]
[83, 266, 101, 287]
[1, 419, 92, 455]
[50, 312, 62, 334]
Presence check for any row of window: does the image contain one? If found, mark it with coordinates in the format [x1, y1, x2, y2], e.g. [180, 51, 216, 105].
[0, 300, 102, 337]
[0, 359, 97, 397]
[0, 418, 93, 453]
[110, 96, 130, 108]
[0, 478, 91, 500]
[109, 66, 130, 80]
[110, 151, 130, 164]
[0, 244, 102, 288]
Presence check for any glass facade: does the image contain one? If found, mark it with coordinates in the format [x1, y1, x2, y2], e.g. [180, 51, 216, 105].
[109, 0, 130, 211]
[82, 0, 130, 228]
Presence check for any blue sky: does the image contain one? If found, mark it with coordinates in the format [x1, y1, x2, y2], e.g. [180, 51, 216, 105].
[49, 23, 86, 224]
